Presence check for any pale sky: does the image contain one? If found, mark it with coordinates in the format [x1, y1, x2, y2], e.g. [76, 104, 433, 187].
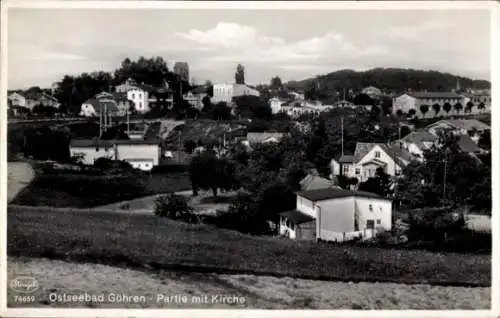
[7, 8, 491, 89]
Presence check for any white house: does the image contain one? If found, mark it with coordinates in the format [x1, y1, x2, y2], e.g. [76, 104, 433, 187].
[392, 92, 465, 118]
[69, 139, 162, 171]
[289, 91, 305, 101]
[279, 188, 393, 242]
[8, 92, 27, 108]
[245, 132, 284, 145]
[333, 100, 355, 109]
[269, 97, 287, 114]
[397, 131, 439, 161]
[361, 86, 382, 100]
[212, 83, 260, 103]
[330, 142, 415, 183]
[115, 78, 172, 113]
[426, 119, 490, 144]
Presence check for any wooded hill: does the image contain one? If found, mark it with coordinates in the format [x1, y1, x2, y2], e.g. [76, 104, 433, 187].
[285, 68, 490, 100]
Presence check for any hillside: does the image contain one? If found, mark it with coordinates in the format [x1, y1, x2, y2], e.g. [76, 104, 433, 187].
[285, 68, 490, 98]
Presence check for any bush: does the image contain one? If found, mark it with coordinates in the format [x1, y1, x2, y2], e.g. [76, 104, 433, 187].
[154, 193, 195, 221]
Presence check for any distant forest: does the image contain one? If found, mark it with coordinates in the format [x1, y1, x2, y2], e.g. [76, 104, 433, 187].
[284, 68, 490, 101]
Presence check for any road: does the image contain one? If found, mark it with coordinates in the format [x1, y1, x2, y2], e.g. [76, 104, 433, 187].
[7, 162, 35, 203]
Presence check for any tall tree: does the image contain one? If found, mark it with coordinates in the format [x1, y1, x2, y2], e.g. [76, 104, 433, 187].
[419, 104, 429, 118]
[432, 103, 441, 117]
[477, 102, 486, 113]
[173, 62, 190, 82]
[454, 103, 463, 115]
[270, 76, 283, 89]
[465, 101, 474, 114]
[235, 64, 245, 84]
[443, 102, 452, 115]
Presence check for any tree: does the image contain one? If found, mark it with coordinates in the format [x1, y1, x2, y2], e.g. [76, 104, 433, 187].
[184, 140, 197, 154]
[454, 103, 463, 116]
[235, 64, 245, 84]
[478, 130, 491, 151]
[408, 109, 416, 117]
[211, 102, 232, 120]
[173, 62, 190, 82]
[353, 93, 375, 106]
[443, 102, 452, 115]
[477, 102, 486, 113]
[205, 80, 214, 97]
[396, 109, 403, 117]
[154, 193, 194, 220]
[432, 103, 441, 117]
[201, 96, 212, 112]
[419, 104, 429, 118]
[357, 167, 392, 197]
[270, 76, 283, 89]
[233, 95, 272, 120]
[188, 152, 238, 197]
[465, 101, 474, 114]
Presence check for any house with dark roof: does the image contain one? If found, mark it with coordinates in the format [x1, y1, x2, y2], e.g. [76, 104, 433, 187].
[299, 173, 339, 191]
[80, 92, 121, 117]
[330, 142, 415, 183]
[278, 188, 393, 241]
[392, 91, 466, 118]
[397, 130, 439, 160]
[69, 138, 163, 171]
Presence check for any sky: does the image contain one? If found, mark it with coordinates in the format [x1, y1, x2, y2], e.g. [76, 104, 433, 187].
[7, 8, 491, 90]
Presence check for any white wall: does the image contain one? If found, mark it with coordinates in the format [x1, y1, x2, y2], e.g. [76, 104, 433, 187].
[354, 197, 392, 231]
[269, 98, 284, 114]
[330, 160, 340, 177]
[392, 94, 417, 114]
[279, 216, 297, 239]
[355, 145, 400, 182]
[296, 195, 316, 218]
[317, 197, 355, 233]
[80, 104, 97, 117]
[212, 84, 234, 103]
[70, 147, 115, 165]
[127, 160, 155, 171]
[116, 144, 161, 166]
[128, 88, 149, 113]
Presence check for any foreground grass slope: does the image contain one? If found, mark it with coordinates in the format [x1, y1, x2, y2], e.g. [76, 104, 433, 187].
[8, 206, 491, 286]
[8, 257, 490, 309]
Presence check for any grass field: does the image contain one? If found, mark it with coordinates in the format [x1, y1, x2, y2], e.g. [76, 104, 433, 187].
[7, 257, 490, 309]
[11, 172, 191, 208]
[7, 206, 491, 287]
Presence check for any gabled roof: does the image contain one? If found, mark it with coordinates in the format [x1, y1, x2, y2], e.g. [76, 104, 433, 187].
[191, 86, 207, 95]
[353, 142, 414, 168]
[338, 155, 354, 163]
[402, 131, 438, 144]
[299, 174, 334, 191]
[279, 210, 315, 224]
[297, 188, 391, 202]
[246, 132, 284, 143]
[407, 92, 463, 99]
[427, 119, 490, 132]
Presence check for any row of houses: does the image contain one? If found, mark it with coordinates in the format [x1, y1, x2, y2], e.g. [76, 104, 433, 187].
[330, 119, 490, 183]
[279, 118, 490, 243]
[8, 91, 61, 110]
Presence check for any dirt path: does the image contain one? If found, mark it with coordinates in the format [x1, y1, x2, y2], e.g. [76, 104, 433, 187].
[7, 257, 490, 309]
[7, 162, 35, 203]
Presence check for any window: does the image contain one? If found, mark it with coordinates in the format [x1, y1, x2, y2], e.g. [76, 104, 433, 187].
[395, 169, 401, 176]
[366, 220, 375, 229]
[377, 219, 381, 225]
[375, 151, 381, 158]
[132, 93, 135, 99]
[355, 168, 360, 175]
[369, 204, 373, 212]
[139, 101, 143, 108]
[343, 165, 349, 174]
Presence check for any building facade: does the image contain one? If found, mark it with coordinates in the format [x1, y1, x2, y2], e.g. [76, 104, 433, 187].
[279, 188, 392, 242]
[212, 83, 260, 103]
[69, 139, 162, 171]
[392, 92, 465, 118]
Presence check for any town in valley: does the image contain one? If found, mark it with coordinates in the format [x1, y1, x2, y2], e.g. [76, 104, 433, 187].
[5, 6, 493, 311]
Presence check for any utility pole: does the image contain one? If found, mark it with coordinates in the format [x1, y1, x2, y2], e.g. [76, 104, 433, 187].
[442, 150, 448, 208]
[341, 116, 344, 157]
[177, 133, 181, 163]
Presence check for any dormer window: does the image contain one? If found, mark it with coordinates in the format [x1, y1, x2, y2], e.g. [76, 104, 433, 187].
[375, 151, 381, 158]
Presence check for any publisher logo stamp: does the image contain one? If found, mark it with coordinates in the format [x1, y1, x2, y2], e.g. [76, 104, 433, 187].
[9, 276, 39, 294]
